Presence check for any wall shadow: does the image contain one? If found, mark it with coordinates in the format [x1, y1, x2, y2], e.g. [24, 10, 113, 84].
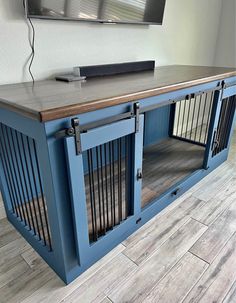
[2, 0, 25, 20]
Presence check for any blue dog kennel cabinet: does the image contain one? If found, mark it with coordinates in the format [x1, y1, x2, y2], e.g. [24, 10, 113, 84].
[0, 65, 235, 284]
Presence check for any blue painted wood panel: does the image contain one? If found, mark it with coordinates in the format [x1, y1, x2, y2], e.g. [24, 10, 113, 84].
[144, 105, 170, 147]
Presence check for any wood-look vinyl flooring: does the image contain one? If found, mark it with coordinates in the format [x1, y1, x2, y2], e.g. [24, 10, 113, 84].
[0, 132, 235, 303]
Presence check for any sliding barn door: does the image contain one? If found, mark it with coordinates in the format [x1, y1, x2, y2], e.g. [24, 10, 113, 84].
[64, 115, 144, 265]
[205, 87, 236, 167]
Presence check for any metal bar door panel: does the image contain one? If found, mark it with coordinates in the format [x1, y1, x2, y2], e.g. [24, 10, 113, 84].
[64, 116, 144, 265]
[204, 90, 236, 168]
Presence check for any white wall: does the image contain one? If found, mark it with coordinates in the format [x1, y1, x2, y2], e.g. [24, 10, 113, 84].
[214, 0, 236, 67]
[214, 0, 236, 128]
[0, 0, 222, 84]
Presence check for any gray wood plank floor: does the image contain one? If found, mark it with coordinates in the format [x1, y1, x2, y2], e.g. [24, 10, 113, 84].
[0, 131, 235, 303]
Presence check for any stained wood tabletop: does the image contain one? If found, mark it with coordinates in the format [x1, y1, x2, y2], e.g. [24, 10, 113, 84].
[0, 65, 236, 122]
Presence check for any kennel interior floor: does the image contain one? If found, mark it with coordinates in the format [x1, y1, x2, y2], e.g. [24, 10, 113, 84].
[0, 132, 235, 303]
[142, 137, 205, 207]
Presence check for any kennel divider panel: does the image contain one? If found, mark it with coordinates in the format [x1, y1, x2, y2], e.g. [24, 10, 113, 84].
[170, 90, 216, 146]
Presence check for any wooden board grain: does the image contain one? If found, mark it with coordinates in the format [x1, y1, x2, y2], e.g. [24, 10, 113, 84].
[183, 233, 236, 303]
[123, 196, 205, 265]
[143, 252, 208, 303]
[21, 244, 126, 303]
[59, 254, 137, 303]
[190, 195, 236, 264]
[223, 282, 236, 303]
[109, 219, 207, 303]
[0, 65, 235, 121]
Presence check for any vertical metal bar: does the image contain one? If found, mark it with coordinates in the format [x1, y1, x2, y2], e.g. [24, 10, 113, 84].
[87, 150, 96, 242]
[9, 128, 30, 226]
[0, 143, 15, 212]
[118, 138, 123, 221]
[117, 139, 121, 223]
[215, 99, 226, 155]
[116, 139, 121, 223]
[112, 141, 116, 225]
[225, 97, 236, 148]
[89, 149, 98, 241]
[168, 103, 176, 137]
[104, 143, 110, 230]
[204, 91, 214, 144]
[109, 142, 114, 227]
[199, 93, 208, 143]
[8, 128, 30, 225]
[194, 94, 203, 142]
[99, 145, 106, 235]
[26, 137, 45, 242]
[13, 130, 32, 230]
[0, 125, 17, 214]
[222, 98, 235, 150]
[117, 138, 122, 223]
[176, 101, 182, 136]
[2, 125, 24, 222]
[222, 99, 230, 150]
[180, 99, 187, 136]
[32, 140, 52, 250]
[91, 149, 98, 240]
[185, 96, 191, 139]
[95, 146, 103, 234]
[20, 134, 37, 234]
[223, 98, 234, 149]
[190, 95, 197, 140]
[218, 99, 228, 153]
[6, 126, 27, 222]
[125, 136, 129, 219]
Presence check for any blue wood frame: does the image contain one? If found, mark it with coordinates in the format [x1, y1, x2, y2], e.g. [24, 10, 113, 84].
[0, 76, 235, 284]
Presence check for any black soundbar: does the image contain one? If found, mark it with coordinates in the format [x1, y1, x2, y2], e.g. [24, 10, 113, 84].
[80, 61, 155, 78]
[56, 61, 155, 82]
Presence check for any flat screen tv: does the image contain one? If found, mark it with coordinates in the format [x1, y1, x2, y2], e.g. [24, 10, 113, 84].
[27, 0, 166, 25]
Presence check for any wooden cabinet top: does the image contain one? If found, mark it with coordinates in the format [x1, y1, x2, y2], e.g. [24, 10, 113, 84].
[0, 65, 236, 122]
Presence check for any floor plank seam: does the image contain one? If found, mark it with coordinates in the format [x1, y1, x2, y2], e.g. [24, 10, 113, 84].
[124, 216, 194, 267]
[202, 230, 236, 267]
[222, 280, 236, 303]
[207, 200, 236, 227]
[188, 251, 210, 265]
[121, 251, 139, 266]
[106, 296, 114, 303]
[190, 217, 209, 228]
[121, 241, 128, 248]
[179, 260, 210, 303]
[19, 254, 33, 271]
[133, 250, 207, 303]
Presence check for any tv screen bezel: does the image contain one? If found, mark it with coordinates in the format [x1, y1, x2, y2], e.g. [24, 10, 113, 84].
[26, 0, 166, 25]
